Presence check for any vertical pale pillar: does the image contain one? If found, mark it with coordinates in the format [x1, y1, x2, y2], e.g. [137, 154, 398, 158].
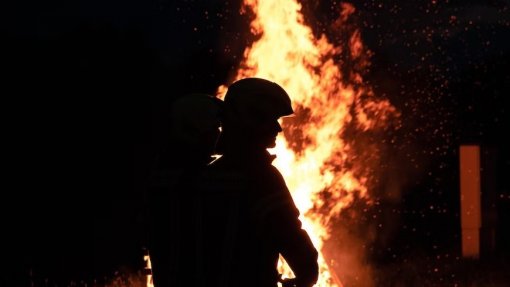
[460, 145, 481, 258]
[144, 251, 154, 287]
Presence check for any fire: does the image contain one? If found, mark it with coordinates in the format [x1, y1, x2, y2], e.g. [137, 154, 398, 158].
[146, 0, 397, 286]
[144, 252, 153, 287]
[218, 0, 398, 286]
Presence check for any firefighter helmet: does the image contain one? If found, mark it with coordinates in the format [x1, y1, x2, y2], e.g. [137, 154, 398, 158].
[223, 77, 294, 125]
[170, 93, 223, 147]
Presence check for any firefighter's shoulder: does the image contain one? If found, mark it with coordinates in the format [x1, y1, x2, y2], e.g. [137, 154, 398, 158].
[196, 168, 250, 192]
[149, 168, 183, 188]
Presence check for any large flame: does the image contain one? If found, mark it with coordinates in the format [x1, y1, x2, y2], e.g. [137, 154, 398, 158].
[217, 0, 397, 286]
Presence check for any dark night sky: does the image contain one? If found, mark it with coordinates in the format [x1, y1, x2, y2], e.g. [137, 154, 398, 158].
[2, 0, 509, 286]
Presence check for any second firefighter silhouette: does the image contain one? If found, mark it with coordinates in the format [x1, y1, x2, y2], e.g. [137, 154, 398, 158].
[146, 93, 223, 287]
[197, 78, 319, 287]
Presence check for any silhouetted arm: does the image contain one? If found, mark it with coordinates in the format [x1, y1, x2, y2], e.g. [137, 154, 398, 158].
[256, 167, 319, 287]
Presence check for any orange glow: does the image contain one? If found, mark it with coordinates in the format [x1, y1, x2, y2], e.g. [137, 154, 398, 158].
[218, 0, 398, 286]
[459, 145, 481, 258]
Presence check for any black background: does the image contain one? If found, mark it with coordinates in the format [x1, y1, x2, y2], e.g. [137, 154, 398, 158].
[2, 0, 509, 285]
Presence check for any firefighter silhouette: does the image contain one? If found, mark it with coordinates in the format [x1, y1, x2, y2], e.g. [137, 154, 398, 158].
[194, 78, 319, 287]
[145, 93, 223, 287]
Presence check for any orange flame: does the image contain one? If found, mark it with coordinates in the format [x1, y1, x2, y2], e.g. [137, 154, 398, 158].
[218, 0, 398, 286]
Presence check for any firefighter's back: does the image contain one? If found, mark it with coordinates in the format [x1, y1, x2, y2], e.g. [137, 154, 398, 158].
[194, 154, 281, 287]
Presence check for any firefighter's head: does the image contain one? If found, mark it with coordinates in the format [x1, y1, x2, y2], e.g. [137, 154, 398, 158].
[170, 93, 223, 156]
[221, 77, 293, 149]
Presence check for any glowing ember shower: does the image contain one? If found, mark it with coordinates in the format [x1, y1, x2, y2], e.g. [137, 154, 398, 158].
[218, 0, 398, 286]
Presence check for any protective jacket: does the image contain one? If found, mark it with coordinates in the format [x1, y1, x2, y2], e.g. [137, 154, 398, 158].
[194, 149, 319, 287]
[146, 149, 212, 287]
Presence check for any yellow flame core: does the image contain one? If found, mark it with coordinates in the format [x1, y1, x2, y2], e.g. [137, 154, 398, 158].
[217, 1, 398, 286]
